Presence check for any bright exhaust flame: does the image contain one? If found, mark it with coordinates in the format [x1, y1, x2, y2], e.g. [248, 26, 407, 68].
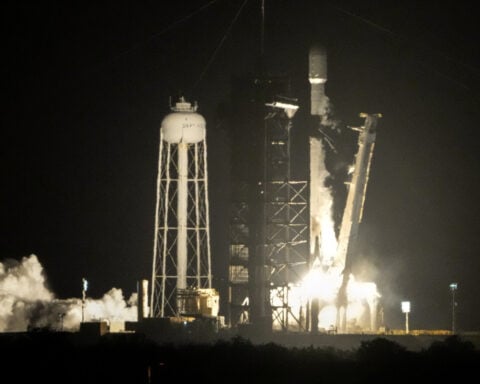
[285, 133, 381, 333]
[280, 268, 380, 333]
[302, 268, 340, 302]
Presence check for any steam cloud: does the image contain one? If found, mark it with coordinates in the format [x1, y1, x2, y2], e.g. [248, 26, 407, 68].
[0, 254, 137, 332]
[318, 95, 339, 130]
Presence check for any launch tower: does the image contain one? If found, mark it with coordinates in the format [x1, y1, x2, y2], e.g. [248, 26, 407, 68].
[227, 74, 309, 332]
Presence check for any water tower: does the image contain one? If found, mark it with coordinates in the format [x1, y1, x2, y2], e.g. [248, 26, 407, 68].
[150, 97, 217, 318]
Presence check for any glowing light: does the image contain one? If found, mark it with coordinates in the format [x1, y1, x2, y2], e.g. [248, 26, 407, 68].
[318, 305, 337, 329]
[401, 301, 410, 334]
[319, 214, 338, 268]
[348, 276, 380, 302]
[309, 78, 327, 84]
[278, 265, 380, 333]
[302, 268, 341, 302]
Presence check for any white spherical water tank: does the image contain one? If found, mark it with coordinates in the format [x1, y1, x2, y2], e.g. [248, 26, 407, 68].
[161, 98, 206, 143]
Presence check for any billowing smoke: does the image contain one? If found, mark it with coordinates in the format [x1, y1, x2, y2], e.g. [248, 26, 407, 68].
[310, 136, 338, 267]
[0, 254, 137, 332]
[318, 96, 339, 132]
[304, 96, 381, 332]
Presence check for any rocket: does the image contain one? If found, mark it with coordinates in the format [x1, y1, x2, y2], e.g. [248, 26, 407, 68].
[308, 44, 329, 266]
[308, 44, 327, 116]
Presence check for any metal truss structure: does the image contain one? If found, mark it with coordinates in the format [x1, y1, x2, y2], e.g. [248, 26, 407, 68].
[228, 91, 309, 331]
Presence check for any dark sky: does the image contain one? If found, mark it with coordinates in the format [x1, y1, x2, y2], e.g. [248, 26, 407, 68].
[3, 0, 480, 331]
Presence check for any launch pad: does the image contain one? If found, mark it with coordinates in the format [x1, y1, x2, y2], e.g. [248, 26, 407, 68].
[144, 42, 385, 338]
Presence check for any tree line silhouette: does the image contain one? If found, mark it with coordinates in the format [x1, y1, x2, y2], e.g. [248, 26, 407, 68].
[2, 331, 478, 383]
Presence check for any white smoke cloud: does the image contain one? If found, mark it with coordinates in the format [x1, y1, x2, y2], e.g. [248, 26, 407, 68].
[305, 99, 383, 332]
[0, 254, 137, 332]
[318, 96, 340, 133]
[310, 135, 338, 270]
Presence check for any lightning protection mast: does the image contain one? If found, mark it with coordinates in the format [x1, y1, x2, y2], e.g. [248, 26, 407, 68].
[150, 97, 213, 318]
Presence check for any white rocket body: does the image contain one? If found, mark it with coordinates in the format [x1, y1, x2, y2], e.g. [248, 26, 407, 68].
[309, 45, 327, 116]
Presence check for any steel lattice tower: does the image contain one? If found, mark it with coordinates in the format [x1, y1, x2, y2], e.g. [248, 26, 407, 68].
[150, 98, 213, 318]
[228, 75, 309, 331]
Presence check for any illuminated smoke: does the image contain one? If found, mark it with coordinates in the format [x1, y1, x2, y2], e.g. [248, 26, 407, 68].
[0, 254, 137, 332]
[296, 106, 380, 332]
[310, 137, 337, 267]
[318, 95, 339, 131]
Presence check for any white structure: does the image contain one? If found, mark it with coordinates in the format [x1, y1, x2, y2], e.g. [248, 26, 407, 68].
[335, 113, 381, 333]
[335, 113, 381, 272]
[150, 97, 213, 318]
[308, 44, 328, 116]
[401, 301, 411, 334]
[306, 43, 382, 334]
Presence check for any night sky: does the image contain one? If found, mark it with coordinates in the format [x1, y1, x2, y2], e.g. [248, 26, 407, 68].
[3, 1, 480, 331]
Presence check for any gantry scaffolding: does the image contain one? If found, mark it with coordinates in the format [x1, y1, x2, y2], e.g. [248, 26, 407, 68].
[228, 74, 309, 332]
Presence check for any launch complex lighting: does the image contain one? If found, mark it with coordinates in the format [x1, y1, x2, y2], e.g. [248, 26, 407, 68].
[450, 283, 458, 334]
[82, 278, 88, 323]
[401, 301, 410, 334]
[265, 101, 299, 118]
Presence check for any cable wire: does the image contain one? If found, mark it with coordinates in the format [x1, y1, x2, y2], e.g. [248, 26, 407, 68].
[191, 0, 250, 93]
